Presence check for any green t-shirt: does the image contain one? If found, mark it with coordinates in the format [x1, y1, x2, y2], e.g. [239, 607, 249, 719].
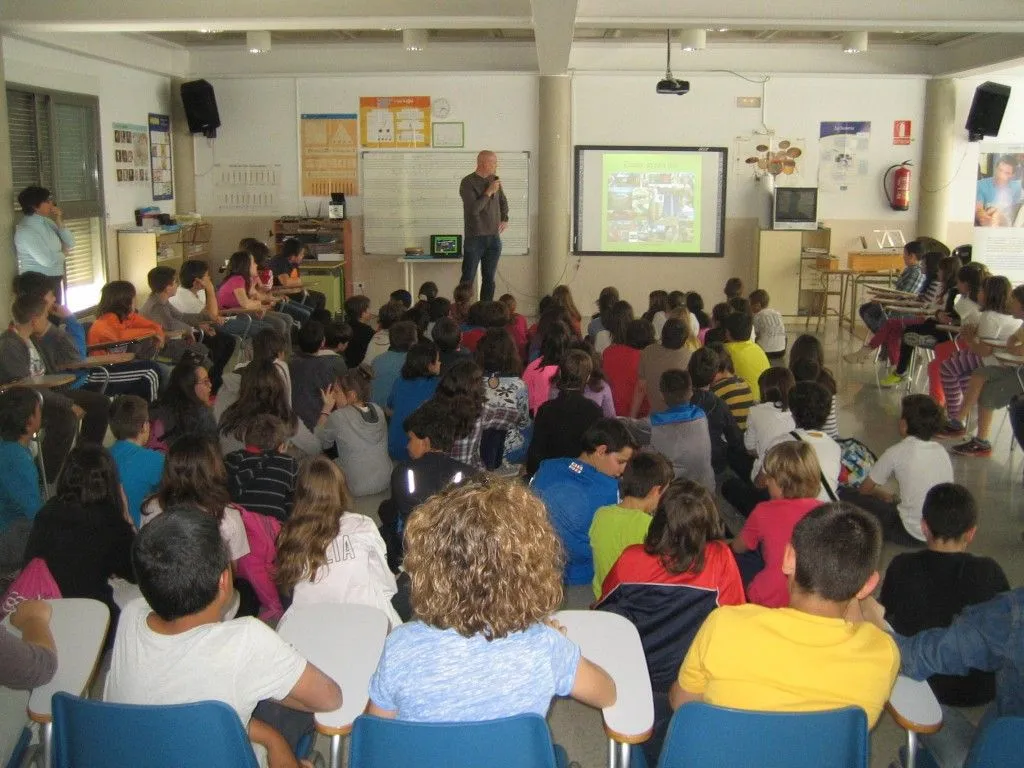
[589, 503, 653, 598]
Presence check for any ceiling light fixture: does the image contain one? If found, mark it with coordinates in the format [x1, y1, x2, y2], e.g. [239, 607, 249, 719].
[403, 29, 427, 52]
[679, 28, 706, 52]
[197, 28, 220, 34]
[246, 30, 271, 55]
[841, 31, 868, 54]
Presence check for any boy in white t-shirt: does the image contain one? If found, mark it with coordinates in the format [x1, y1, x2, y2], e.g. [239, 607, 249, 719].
[749, 289, 787, 360]
[104, 506, 341, 768]
[838, 394, 952, 547]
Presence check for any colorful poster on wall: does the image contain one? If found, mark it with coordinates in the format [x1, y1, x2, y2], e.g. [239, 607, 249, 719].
[359, 96, 431, 148]
[734, 133, 806, 179]
[973, 145, 1024, 284]
[300, 113, 359, 196]
[112, 123, 150, 185]
[148, 113, 173, 200]
[818, 121, 871, 192]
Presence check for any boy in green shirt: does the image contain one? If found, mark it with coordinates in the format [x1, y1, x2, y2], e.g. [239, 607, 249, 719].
[589, 451, 673, 597]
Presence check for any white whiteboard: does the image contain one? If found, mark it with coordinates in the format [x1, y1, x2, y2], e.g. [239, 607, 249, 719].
[361, 151, 529, 255]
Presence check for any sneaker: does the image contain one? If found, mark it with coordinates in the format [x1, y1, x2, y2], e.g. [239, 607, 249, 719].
[879, 372, 905, 388]
[953, 437, 992, 457]
[937, 421, 966, 439]
[903, 333, 937, 349]
[844, 346, 875, 364]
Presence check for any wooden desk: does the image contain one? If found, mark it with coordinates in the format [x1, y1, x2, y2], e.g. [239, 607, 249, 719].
[555, 610, 653, 768]
[886, 675, 943, 768]
[3, 598, 110, 768]
[398, 256, 481, 301]
[67, 353, 136, 367]
[848, 250, 906, 272]
[276, 603, 389, 768]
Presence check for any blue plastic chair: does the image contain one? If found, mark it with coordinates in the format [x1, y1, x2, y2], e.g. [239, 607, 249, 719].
[348, 713, 566, 768]
[966, 716, 1024, 767]
[656, 702, 868, 768]
[51, 693, 260, 768]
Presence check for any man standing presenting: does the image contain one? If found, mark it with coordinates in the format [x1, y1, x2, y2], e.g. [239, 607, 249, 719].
[460, 150, 508, 301]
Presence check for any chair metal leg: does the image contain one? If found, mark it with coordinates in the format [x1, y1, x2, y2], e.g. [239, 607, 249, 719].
[41, 722, 52, 768]
[617, 741, 632, 768]
[905, 730, 918, 768]
[607, 738, 617, 768]
[330, 734, 342, 768]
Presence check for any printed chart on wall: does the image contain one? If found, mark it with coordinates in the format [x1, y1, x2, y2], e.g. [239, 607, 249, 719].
[973, 145, 1024, 284]
[300, 113, 359, 196]
[112, 123, 150, 186]
[359, 96, 431, 148]
[148, 113, 173, 200]
[214, 164, 282, 213]
[818, 121, 870, 192]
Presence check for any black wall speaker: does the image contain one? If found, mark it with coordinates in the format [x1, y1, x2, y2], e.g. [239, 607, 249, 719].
[180, 79, 221, 139]
[966, 81, 1011, 142]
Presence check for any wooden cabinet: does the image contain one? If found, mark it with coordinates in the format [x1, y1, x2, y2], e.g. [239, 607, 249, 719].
[756, 228, 831, 316]
[118, 223, 213, 298]
[273, 218, 352, 301]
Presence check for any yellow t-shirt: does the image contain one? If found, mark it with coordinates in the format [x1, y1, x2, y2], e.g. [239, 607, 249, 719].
[724, 340, 770, 400]
[679, 604, 899, 727]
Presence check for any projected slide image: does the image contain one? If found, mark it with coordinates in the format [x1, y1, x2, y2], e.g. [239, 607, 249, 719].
[601, 155, 702, 252]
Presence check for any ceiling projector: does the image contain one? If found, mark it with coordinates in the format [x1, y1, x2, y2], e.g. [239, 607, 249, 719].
[657, 78, 690, 95]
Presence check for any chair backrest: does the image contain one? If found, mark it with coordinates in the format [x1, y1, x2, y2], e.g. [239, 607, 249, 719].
[348, 713, 560, 768]
[657, 702, 868, 768]
[51, 693, 260, 768]
[966, 717, 1024, 768]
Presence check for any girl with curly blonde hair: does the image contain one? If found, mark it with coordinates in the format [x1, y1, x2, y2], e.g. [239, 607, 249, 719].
[275, 456, 400, 627]
[367, 474, 616, 721]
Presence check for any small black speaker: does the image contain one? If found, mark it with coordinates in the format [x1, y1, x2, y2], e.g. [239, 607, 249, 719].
[180, 79, 221, 139]
[965, 81, 1011, 142]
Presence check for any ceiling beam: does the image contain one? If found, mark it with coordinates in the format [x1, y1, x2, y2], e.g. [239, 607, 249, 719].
[530, 0, 579, 75]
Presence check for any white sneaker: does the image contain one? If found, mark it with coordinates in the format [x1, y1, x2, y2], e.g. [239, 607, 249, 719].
[843, 346, 875, 364]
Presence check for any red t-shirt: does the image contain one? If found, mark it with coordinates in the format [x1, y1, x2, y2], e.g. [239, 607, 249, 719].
[602, 344, 646, 416]
[740, 497, 822, 608]
[461, 328, 486, 352]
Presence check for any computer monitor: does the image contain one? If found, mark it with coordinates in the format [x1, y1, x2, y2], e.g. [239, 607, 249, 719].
[430, 234, 463, 257]
[772, 187, 818, 231]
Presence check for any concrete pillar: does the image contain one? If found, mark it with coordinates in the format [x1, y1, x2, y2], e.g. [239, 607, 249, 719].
[537, 75, 571, 297]
[0, 39, 16, 326]
[917, 77, 955, 242]
[170, 77, 196, 213]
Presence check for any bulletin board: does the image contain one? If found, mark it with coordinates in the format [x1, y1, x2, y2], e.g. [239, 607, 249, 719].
[361, 151, 530, 255]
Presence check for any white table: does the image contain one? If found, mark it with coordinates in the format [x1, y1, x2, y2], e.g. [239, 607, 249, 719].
[398, 256, 481, 300]
[277, 603, 389, 768]
[886, 675, 943, 768]
[555, 610, 653, 768]
[3, 598, 110, 768]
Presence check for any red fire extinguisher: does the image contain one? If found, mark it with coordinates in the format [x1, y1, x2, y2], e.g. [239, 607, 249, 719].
[884, 162, 912, 211]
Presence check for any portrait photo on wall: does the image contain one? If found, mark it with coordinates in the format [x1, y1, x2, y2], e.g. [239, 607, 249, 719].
[976, 151, 1024, 228]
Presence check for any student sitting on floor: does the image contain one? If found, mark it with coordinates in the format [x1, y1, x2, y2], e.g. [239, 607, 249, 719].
[431, 317, 471, 372]
[386, 340, 441, 460]
[0, 388, 43, 572]
[531, 418, 636, 586]
[672, 503, 899, 727]
[288, 320, 347, 431]
[839, 394, 952, 547]
[687, 347, 746, 478]
[620, 370, 715, 493]
[370, 320, 418, 407]
[275, 456, 400, 627]
[367, 475, 616, 722]
[343, 294, 375, 368]
[789, 334, 840, 439]
[743, 366, 797, 468]
[364, 300, 406, 369]
[108, 395, 165, 528]
[880, 483, 1009, 713]
[706, 342, 756, 431]
[224, 414, 299, 523]
[723, 312, 770, 401]
[104, 506, 342, 767]
[749, 289, 787, 361]
[589, 451, 673, 598]
[731, 441, 823, 607]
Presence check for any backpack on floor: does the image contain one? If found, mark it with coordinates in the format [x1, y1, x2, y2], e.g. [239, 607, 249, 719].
[837, 437, 877, 488]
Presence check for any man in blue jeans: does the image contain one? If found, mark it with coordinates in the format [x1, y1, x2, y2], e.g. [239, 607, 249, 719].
[459, 150, 509, 301]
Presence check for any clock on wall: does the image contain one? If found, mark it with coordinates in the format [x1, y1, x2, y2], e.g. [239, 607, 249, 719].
[433, 98, 451, 119]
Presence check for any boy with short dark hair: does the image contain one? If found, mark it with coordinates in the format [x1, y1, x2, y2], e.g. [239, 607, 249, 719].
[839, 394, 953, 546]
[108, 395, 165, 528]
[0, 387, 43, 571]
[589, 451, 673, 597]
[431, 316, 471, 372]
[323, 321, 352, 357]
[343, 294, 374, 368]
[723, 312, 770, 400]
[370, 320, 419, 406]
[531, 418, 638, 585]
[288, 320, 347, 430]
[622, 370, 715, 493]
[880, 483, 1009, 708]
[224, 414, 299, 522]
[672, 503, 899, 727]
[365, 300, 406, 367]
[687, 347, 745, 476]
[104, 506, 342, 766]
[706, 342, 756, 430]
[749, 289, 787, 360]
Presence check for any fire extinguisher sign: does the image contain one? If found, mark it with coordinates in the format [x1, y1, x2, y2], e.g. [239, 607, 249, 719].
[893, 120, 912, 146]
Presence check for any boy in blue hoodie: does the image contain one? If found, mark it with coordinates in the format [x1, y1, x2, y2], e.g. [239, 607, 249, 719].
[530, 419, 636, 585]
[108, 395, 165, 528]
[622, 369, 715, 493]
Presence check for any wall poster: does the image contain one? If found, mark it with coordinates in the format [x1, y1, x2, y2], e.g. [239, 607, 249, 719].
[112, 122, 149, 185]
[148, 113, 173, 200]
[300, 113, 359, 196]
[818, 121, 871, 192]
[359, 96, 431, 148]
[973, 145, 1024, 284]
